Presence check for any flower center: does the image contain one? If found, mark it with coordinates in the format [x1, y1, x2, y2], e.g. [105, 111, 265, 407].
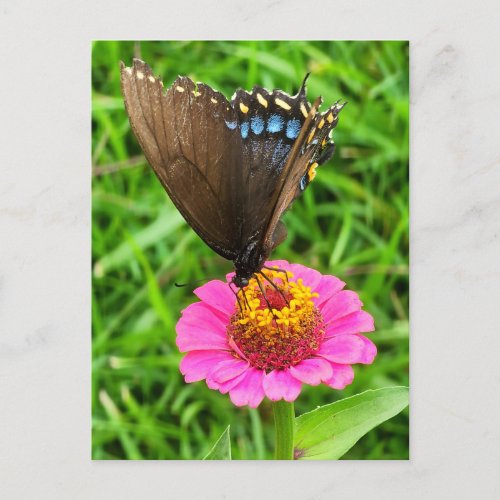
[227, 268, 325, 371]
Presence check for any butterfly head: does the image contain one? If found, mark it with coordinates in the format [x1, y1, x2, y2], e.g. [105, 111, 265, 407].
[231, 275, 250, 288]
[232, 239, 269, 289]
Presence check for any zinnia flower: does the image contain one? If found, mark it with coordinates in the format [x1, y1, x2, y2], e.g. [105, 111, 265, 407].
[176, 260, 376, 408]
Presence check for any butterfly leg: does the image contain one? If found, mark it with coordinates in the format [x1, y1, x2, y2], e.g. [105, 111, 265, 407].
[262, 266, 290, 284]
[228, 282, 244, 313]
[239, 287, 252, 310]
[258, 270, 290, 306]
[254, 274, 274, 313]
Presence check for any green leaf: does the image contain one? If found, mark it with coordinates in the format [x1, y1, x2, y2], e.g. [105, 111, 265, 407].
[203, 426, 232, 460]
[294, 387, 409, 460]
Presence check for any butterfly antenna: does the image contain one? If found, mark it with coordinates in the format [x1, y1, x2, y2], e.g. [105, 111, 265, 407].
[298, 72, 311, 95]
[174, 276, 219, 287]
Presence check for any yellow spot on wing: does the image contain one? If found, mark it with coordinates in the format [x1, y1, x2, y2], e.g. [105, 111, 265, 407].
[308, 162, 318, 182]
[211, 97, 218, 104]
[240, 102, 249, 113]
[318, 118, 325, 129]
[148, 75, 155, 83]
[300, 103, 308, 118]
[275, 98, 291, 110]
[176, 86, 185, 92]
[307, 129, 315, 144]
[326, 112, 334, 123]
[257, 93, 268, 108]
[136, 71, 144, 80]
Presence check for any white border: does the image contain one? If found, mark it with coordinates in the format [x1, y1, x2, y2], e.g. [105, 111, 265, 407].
[1, 0, 500, 497]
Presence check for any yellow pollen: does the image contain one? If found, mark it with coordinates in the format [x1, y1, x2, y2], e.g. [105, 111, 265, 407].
[275, 98, 291, 110]
[257, 93, 268, 107]
[227, 266, 325, 371]
[300, 103, 308, 118]
[308, 162, 318, 182]
[240, 102, 249, 113]
[236, 268, 318, 330]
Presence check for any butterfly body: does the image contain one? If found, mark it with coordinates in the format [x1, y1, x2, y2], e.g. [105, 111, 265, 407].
[120, 59, 343, 288]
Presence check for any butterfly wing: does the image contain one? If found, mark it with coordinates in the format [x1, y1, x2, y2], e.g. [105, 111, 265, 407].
[262, 99, 345, 252]
[230, 77, 344, 257]
[120, 59, 245, 260]
[229, 78, 314, 246]
[121, 59, 343, 270]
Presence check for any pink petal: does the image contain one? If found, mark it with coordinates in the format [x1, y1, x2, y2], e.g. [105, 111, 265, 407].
[321, 290, 363, 324]
[229, 368, 265, 408]
[176, 302, 229, 352]
[312, 275, 345, 307]
[208, 358, 249, 383]
[289, 358, 333, 385]
[263, 369, 302, 402]
[288, 263, 322, 290]
[214, 370, 248, 394]
[180, 350, 233, 382]
[194, 280, 236, 317]
[324, 363, 354, 389]
[264, 259, 291, 271]
[228, 335, 247, 360]
[206, 360, 248, 392]
[318, 334, 366, 364]
[324, 310, 375, 338]
[357, 334, 377, 364]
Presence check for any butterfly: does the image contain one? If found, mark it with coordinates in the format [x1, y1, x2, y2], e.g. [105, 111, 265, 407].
[120, 58, 344, 289]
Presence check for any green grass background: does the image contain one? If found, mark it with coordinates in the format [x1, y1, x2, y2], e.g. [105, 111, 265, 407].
[92, 40, 409, 460]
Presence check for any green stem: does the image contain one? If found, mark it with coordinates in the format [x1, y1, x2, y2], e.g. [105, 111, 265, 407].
[272, 400, 295, 460]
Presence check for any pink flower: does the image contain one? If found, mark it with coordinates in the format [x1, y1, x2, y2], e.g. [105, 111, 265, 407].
[176, 260, 376, 408]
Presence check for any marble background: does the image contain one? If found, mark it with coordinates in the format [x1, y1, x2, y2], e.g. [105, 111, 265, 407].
[1, 0, 499, 497]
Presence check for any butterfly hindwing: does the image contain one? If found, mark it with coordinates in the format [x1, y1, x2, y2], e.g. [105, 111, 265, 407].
[261, 100, 345, 253]
[230, 79, 313, 245]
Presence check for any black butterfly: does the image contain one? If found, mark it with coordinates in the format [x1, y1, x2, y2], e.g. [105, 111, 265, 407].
[120, 58, 344, 288]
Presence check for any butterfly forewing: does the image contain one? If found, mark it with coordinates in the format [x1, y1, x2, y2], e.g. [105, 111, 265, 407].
[121, 59, 245, 259]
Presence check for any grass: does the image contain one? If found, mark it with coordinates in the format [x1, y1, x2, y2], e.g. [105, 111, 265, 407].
[92, 40, 409, 460]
